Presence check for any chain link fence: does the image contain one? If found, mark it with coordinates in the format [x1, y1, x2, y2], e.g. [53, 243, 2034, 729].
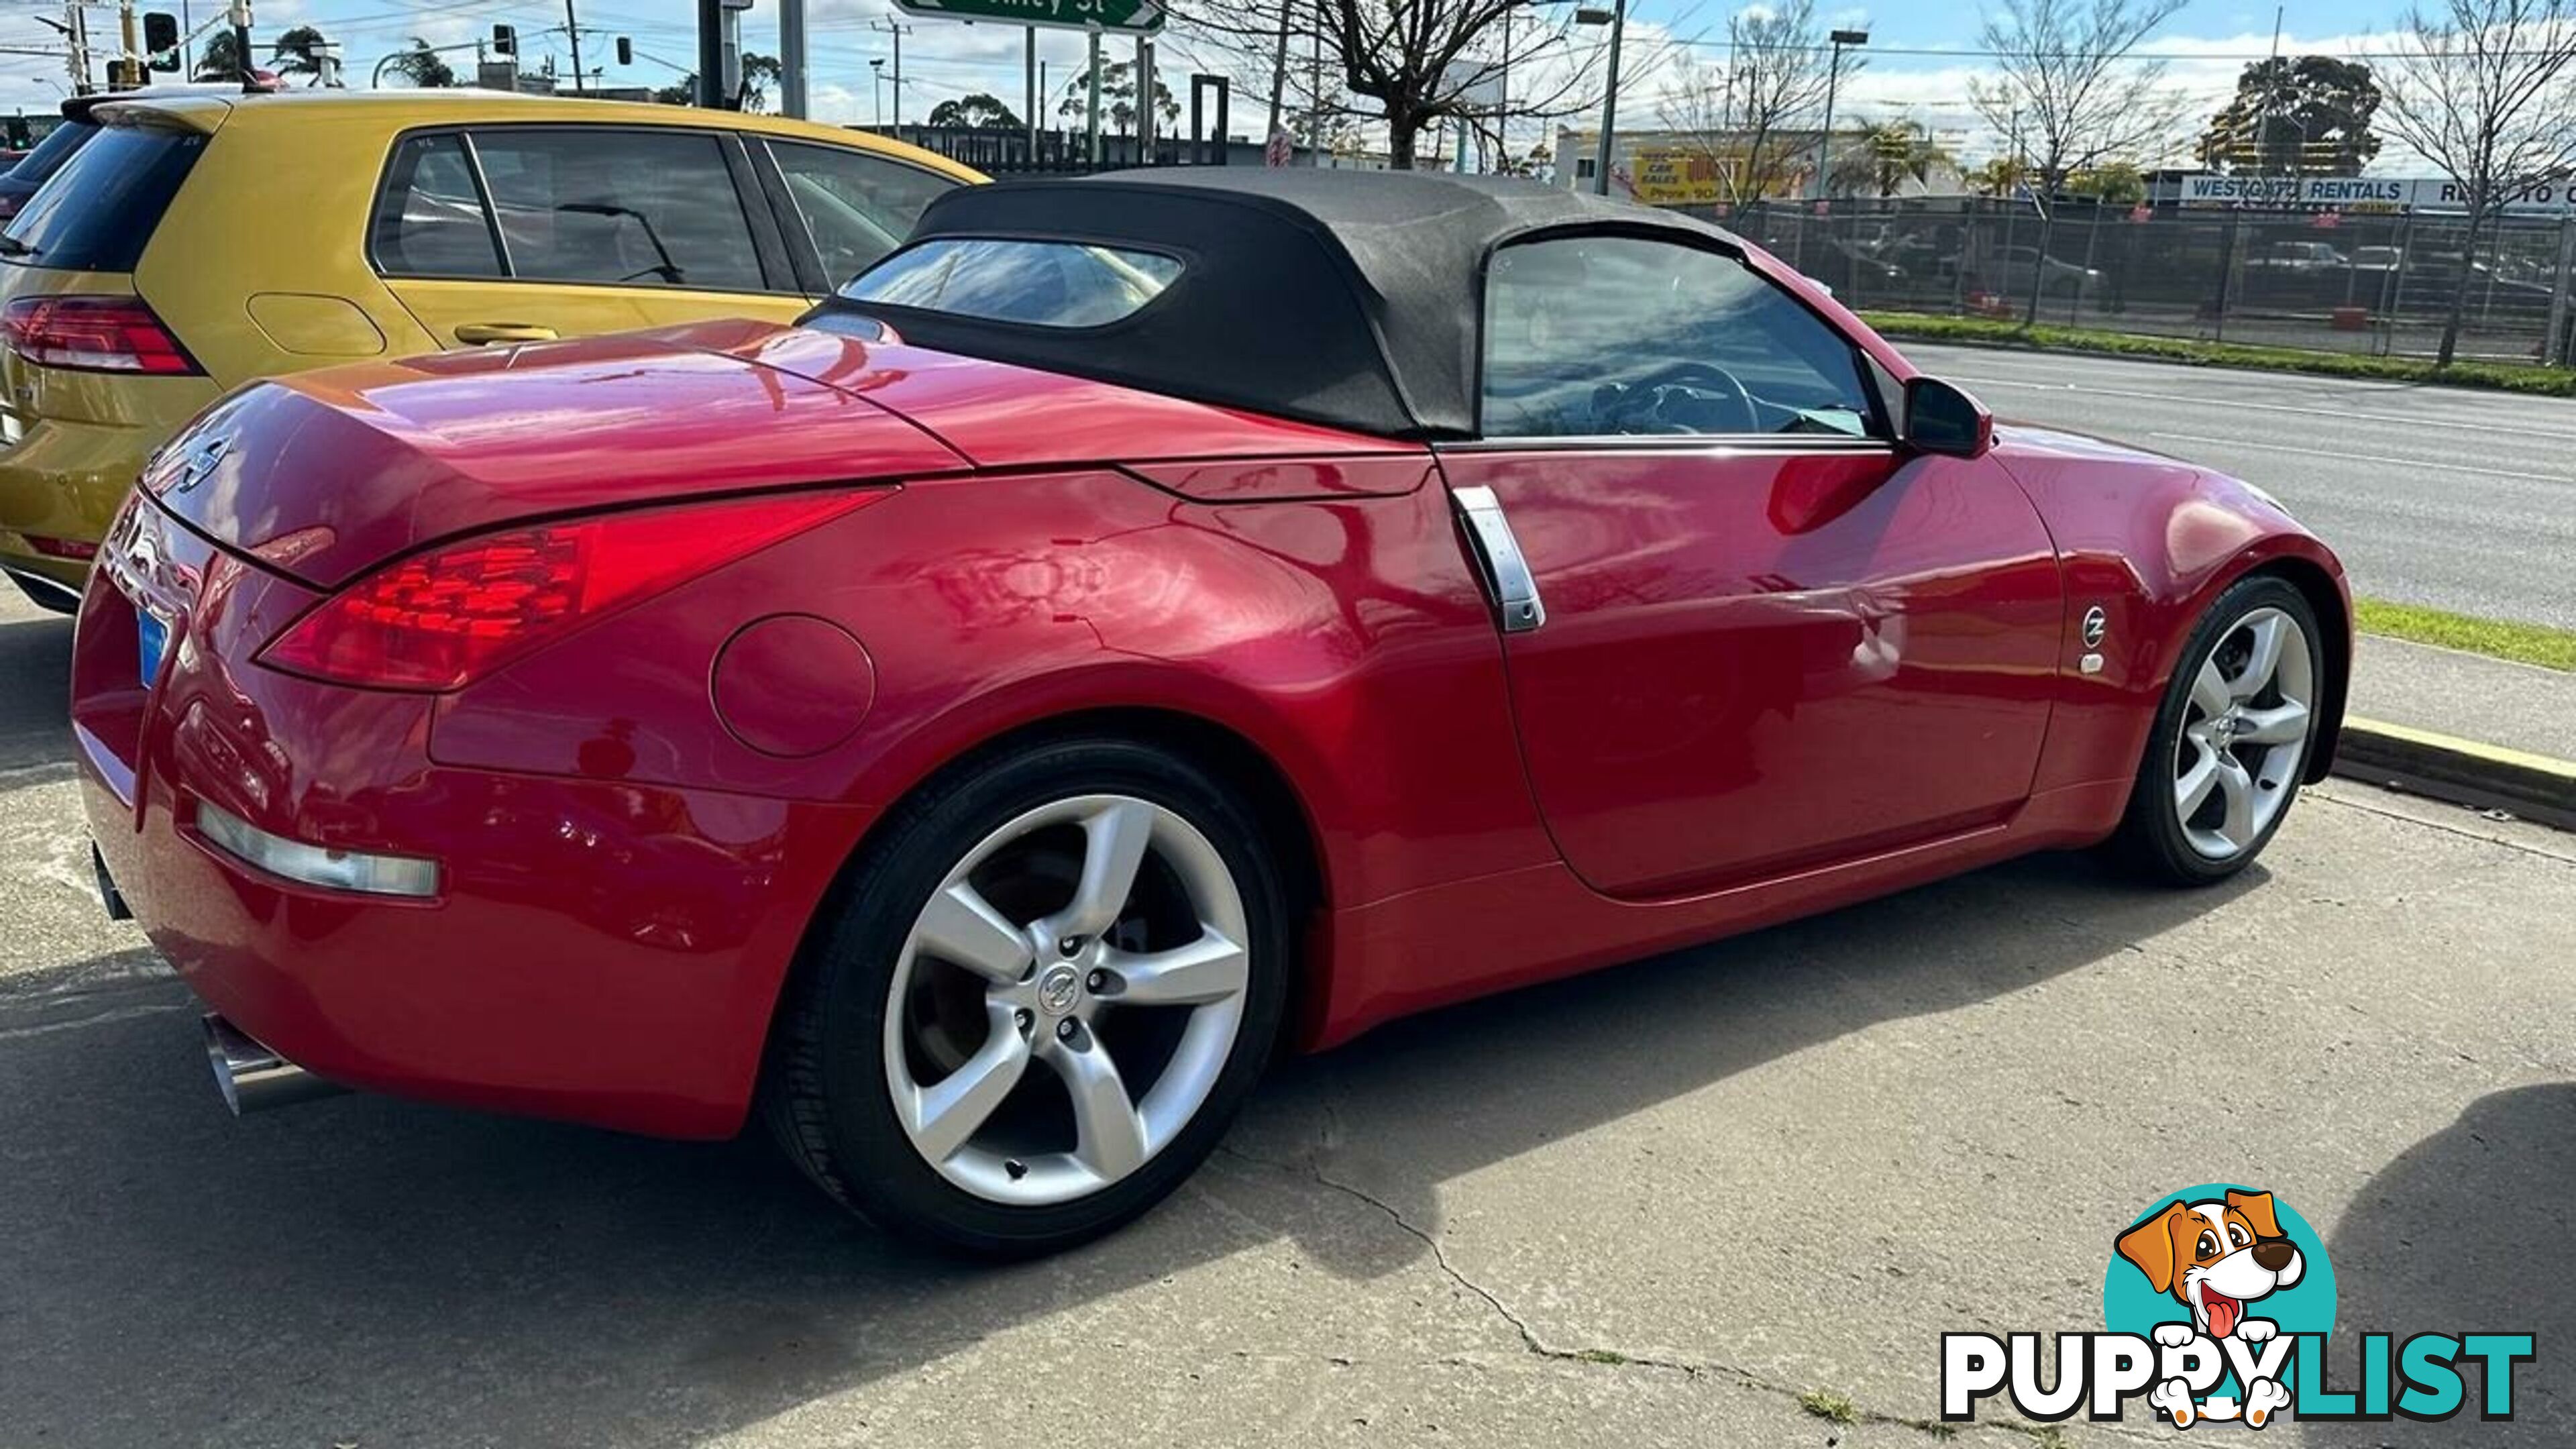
[1699, 197, 2576, 365]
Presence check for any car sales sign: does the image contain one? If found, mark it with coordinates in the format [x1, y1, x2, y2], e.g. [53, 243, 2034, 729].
[894, 0, 1165, 33]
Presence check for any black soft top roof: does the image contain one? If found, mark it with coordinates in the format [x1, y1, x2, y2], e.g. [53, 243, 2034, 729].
[826, 167, 1752, 441]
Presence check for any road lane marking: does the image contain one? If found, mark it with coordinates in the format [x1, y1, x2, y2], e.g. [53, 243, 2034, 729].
[1939, 368, 2576, 443]
[2144, 430, 2572, 482]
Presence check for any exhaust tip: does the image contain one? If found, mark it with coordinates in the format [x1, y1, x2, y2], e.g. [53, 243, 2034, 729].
[201, 1014, 343, 1115]
[91, 844, 131, 922]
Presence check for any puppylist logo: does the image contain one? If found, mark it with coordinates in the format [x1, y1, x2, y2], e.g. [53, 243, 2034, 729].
[1941, 1183, 2535, 1429]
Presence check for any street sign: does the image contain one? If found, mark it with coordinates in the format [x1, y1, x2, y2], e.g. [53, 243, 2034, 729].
[892, 0, 1164, 34]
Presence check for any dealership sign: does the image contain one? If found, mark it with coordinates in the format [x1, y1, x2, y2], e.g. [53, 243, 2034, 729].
[2182, 174, 2576, 214]
[892, 0, 1165, 32]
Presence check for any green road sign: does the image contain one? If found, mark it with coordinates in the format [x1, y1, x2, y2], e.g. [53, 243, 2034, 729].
[892, 0, 1165, 34]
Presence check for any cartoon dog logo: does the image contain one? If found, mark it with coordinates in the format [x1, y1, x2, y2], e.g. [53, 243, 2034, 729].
[2116, 1188, 2305, 1343]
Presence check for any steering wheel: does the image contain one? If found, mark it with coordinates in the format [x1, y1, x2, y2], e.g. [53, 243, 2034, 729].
[1595, 361, 1760, 435]
[1625, 360, 1759, 434]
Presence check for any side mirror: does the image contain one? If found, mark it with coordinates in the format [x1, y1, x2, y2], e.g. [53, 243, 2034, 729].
[1901, 376, 1992, 459]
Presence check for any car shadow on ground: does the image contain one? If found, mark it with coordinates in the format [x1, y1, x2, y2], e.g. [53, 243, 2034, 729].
[0, 609, 72, 771]
[2306, 1084, 2574, 1444]
[0, 846, 2270, 1446]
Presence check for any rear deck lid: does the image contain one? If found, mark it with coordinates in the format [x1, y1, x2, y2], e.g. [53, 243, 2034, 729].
[146, 326, 969, 588]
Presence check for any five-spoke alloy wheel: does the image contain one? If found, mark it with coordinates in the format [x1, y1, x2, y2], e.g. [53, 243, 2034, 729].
[2112, 576, 2329, 884]
[763, 738, 1289, 1256]
[888, 794, 1252, 1206]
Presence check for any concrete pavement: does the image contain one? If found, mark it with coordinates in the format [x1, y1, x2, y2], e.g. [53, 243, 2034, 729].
[2351, 635, 2576, 762]
[1902, 341, 2576, 630]
[5, 574, 2575, 1446]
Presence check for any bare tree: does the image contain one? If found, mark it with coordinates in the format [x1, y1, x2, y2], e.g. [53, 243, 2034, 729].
[2377, 0, 2576, 365]
[1175, 0, 1687, 170]
[1656, 1, 1847, 207]
[1970, 0, 2190, 321]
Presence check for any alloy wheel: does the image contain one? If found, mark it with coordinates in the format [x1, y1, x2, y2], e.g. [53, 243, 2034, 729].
[882, 794, 1251, 1206]
[2171, 605, 2315, 861]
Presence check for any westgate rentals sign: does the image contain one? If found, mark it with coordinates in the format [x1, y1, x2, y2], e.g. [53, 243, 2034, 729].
[2181, 174, 2576, 215]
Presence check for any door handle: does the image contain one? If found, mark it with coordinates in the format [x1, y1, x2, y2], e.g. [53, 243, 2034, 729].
[453, 323, 559, 345]
[1450, 485, 1546, 635]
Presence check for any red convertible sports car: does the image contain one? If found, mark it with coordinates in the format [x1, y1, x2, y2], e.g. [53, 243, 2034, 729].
[74, 170, 2347, 1254]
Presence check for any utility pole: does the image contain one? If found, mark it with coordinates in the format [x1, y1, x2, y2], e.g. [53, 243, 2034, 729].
[780, 0, 808, 117]
[1024, 28, 1038, 148]
[229, 0, 250, 88]
[1813, 28, 1868, 200]
[1307, 0, 1324, 165]
[65, 1, 90, 94]
[1584, 0, 1627, 196]
[1085, 29, 1102, 164]
[696, 0, 736, 109]
[1136, 34, 1151, 158]
[117, 1, 141, 89]
[1265, 2, 1290, 142]
[871, 18, 911, 128]
[564, 0, 585, 93]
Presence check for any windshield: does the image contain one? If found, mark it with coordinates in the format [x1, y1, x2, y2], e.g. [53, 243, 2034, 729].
[841, 237, 1183, 328]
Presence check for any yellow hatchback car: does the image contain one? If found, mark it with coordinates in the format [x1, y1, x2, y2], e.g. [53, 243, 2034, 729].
[0, 90, 979, 609]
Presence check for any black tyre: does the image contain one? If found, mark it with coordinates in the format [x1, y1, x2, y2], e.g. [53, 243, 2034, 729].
[2107, 574, 2326, 886]
[762, 736, 1291, 1256]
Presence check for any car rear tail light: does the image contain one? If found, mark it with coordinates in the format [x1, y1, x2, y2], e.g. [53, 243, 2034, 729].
[24, 533, 97, 560]
[258, 489, 890, 692]
[1, 295, 203, 376]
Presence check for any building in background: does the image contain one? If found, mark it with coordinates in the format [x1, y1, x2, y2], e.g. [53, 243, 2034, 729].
[1554, 126, 1967, 207]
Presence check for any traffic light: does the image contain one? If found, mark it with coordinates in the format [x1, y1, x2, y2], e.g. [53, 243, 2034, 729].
[143, 11, 180, 71]
[492, 23, 517, 56]
[616, 36, 632, 66]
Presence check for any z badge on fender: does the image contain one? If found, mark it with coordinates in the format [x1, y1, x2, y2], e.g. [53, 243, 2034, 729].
[1939, 1183, 2536, 1429]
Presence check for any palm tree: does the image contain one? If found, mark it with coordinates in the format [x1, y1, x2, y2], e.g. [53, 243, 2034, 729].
[270, 25, 331, 84]
[383, 37, 457, 89]
[196, 30, 245, 82]
[1831, 119, 1955, 198]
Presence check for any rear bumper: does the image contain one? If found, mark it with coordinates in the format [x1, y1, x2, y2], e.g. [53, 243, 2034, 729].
[0, 413, 152, 588]
[72, 539, 875, 1140]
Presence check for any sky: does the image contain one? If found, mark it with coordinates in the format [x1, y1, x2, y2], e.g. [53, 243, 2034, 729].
[0, 0, 2436, 169]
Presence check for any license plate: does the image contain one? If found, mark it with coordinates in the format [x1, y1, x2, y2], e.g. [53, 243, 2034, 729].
[137, 609, 168, 687]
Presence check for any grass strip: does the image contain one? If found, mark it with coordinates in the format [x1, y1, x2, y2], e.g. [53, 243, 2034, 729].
[2356, 598, 2576, 671]
[1859, 311, 2576, 398]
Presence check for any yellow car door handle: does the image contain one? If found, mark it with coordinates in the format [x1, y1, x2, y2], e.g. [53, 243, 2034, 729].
[453, 323, 559, 345]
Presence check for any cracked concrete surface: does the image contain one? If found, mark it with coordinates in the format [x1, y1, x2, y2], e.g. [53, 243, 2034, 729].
[2, 588, 2572, 1446]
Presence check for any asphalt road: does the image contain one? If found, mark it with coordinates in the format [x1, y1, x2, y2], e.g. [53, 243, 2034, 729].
[1903, 343, 2576, 631]
[5, 590, 2575, 1445]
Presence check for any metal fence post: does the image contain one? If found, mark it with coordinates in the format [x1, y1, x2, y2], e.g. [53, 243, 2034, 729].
[2547, 214, 2576, 366]
[2385, 211, 2412, 358]
[2212, 213, 2239, 343]
[2075, 200, 2104, 327]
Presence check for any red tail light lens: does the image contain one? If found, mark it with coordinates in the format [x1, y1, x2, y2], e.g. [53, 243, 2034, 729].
[259, 490, 890, 692]
[1, 295, 203, 376]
